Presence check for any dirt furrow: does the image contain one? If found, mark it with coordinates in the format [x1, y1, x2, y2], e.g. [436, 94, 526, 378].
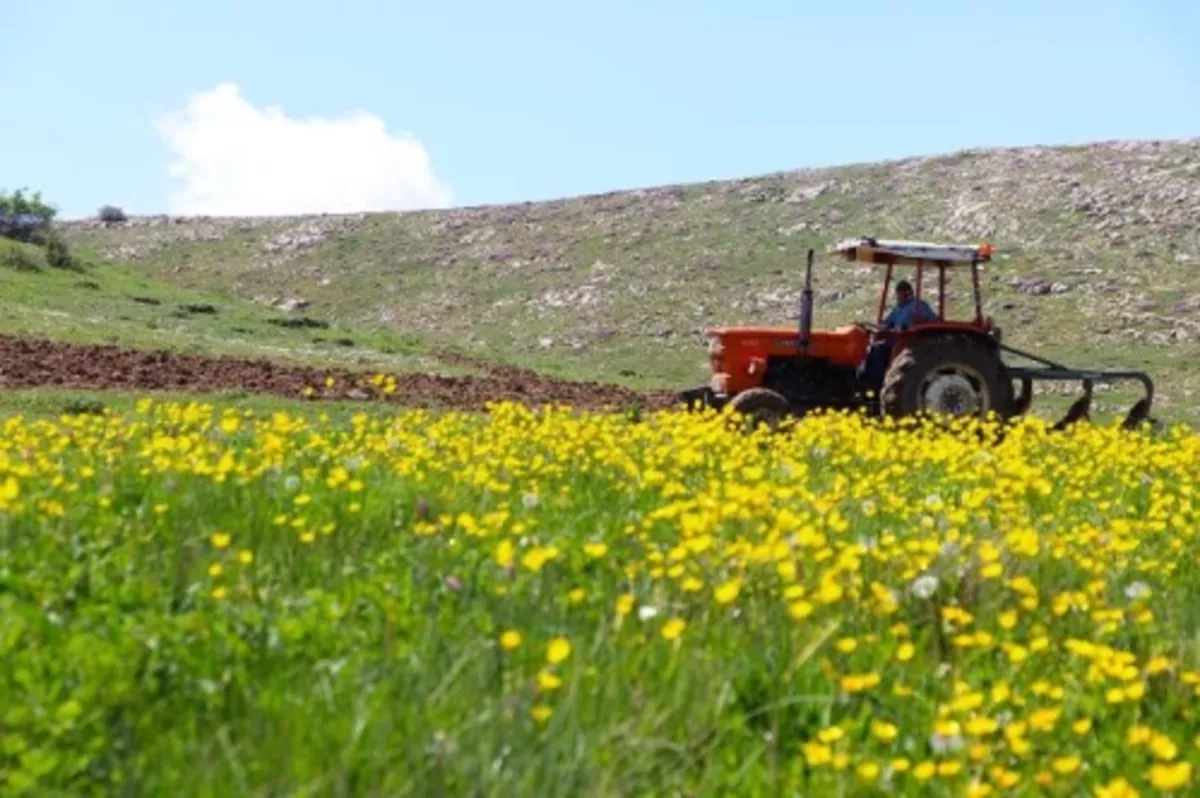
[0, 335, 679, 412]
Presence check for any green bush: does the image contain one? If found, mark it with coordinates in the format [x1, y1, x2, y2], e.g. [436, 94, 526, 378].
[0, 239, 46, 271]
[0, 189, 82, 270]
[98, 205, 127, 223]
[43, 231, 76, 270]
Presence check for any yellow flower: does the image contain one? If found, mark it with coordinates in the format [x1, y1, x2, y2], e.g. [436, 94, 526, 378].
[856, 761, 880, 782]
[1149, 733, 1179, 761]
[871, 720, 898, 742]
[816, 726, 844, 743]
[499, 630, 522, 650]
[1127, 725, 1153, 745]
[1095, 777, 1140, 798]
[913, 761, 936, 781]
[965, 716, 998, 736]
[661, 618, 686, 641]
[1051, 755, 1081, 774]
[583, 542, 608, 558]
[840, 673, 880, 694]
[1148, 761, 1191, 791]
[802, 742, 832, 766]
[1029, 707, 1061, 732]
[210, 532, 232, 549]
[816, 579, 844, 604]
[546, 637, 571, 664]
[787, 600, 814, 620]
[714, 578, 741, 604]
[530, 704, 552, 724]
[536, 670, 562, 691]
[896, 642, 915, 661]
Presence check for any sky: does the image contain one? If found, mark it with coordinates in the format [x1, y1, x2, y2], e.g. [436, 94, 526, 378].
[2, 0, 1199, 219]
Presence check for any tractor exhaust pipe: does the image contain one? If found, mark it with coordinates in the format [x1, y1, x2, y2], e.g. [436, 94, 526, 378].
[799, 248, 814, 352]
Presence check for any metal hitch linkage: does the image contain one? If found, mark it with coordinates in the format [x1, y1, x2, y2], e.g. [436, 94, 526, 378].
[1000, 342, 1155, 431]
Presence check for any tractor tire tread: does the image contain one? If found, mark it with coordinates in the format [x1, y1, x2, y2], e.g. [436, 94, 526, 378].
[880, 334, 1013, 420]
[727, 387, 791, 429]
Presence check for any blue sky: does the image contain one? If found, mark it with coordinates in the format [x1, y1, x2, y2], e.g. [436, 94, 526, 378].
[3, 0, 1199, 218]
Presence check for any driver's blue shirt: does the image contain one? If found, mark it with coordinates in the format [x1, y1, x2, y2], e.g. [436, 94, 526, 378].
[883, 297, 937, 330]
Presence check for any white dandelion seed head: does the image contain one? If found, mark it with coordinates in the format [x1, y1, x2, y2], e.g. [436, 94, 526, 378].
[911, 574, 939, 600]
[1125, 581, 1150, 600]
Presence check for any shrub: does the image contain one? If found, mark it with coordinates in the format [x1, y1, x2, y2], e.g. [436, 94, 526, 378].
[43, 231, 76, 270]
[98, 205, 127, 223]
[0, 239, 45, 271]
[0, 188, 56, 245]
[0, 187, 56, 224]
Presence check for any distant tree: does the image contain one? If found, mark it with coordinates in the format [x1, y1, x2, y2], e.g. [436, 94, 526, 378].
[0, 188, 56, 244]
[0, 188, 77, 268]
[98, 205, 127, 223]
[0, 188, 57, 224]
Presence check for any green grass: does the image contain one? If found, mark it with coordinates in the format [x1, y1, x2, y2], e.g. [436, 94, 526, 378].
[2, 401, 1199, 794]
[0, 251, 477, 377]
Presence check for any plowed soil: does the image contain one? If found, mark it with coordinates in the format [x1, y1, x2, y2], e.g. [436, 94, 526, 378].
[0, 335, 679, 412]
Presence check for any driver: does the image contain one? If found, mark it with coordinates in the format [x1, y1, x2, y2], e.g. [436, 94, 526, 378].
[881, 280, 937, 331]
[859, 280, 939, 393]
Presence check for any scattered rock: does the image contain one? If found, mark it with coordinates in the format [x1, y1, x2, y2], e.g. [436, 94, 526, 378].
[262, 215, 364, 258]
[1016, 278, 1052, 295]
[273, 298, 310, 312]
[784, 182, 833, 203]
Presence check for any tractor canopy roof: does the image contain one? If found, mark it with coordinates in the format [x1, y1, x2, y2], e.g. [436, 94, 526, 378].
[829, 237, 992, 267]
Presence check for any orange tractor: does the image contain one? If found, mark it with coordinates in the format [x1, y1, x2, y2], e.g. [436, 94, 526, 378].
[680, 236, 1155, 430]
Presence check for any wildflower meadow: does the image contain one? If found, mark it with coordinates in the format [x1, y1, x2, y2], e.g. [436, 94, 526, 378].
[2, 399, 1199, 795]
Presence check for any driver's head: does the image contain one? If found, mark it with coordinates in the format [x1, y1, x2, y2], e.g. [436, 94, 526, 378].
[895, 280, 914, 304]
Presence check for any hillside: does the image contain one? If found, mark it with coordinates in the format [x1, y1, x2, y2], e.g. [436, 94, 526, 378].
[38, 137, 1200, 422]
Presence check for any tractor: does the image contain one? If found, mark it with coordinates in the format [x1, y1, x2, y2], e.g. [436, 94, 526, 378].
[679, 236, 1156, 431]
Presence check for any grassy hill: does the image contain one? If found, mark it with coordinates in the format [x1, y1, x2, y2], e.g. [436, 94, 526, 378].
[31, 137, 1200, 423]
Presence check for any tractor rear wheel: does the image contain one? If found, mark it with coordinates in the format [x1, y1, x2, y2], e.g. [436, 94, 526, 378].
[727, 387, 792, 431]
[880, 335, 1013, 422]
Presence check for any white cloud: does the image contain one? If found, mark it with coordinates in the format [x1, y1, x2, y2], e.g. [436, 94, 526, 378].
[154, 83, 452, 216]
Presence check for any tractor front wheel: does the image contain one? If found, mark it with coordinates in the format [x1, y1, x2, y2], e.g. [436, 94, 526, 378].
[880, 335, 1013, 422]
[727, 387, 792, 431]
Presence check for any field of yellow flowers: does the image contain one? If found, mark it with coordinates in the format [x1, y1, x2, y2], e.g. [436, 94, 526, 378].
[2, 398, 1199, 795]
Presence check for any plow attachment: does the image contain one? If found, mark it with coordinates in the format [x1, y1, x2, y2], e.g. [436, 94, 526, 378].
[1000, 342, 1156, 431]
